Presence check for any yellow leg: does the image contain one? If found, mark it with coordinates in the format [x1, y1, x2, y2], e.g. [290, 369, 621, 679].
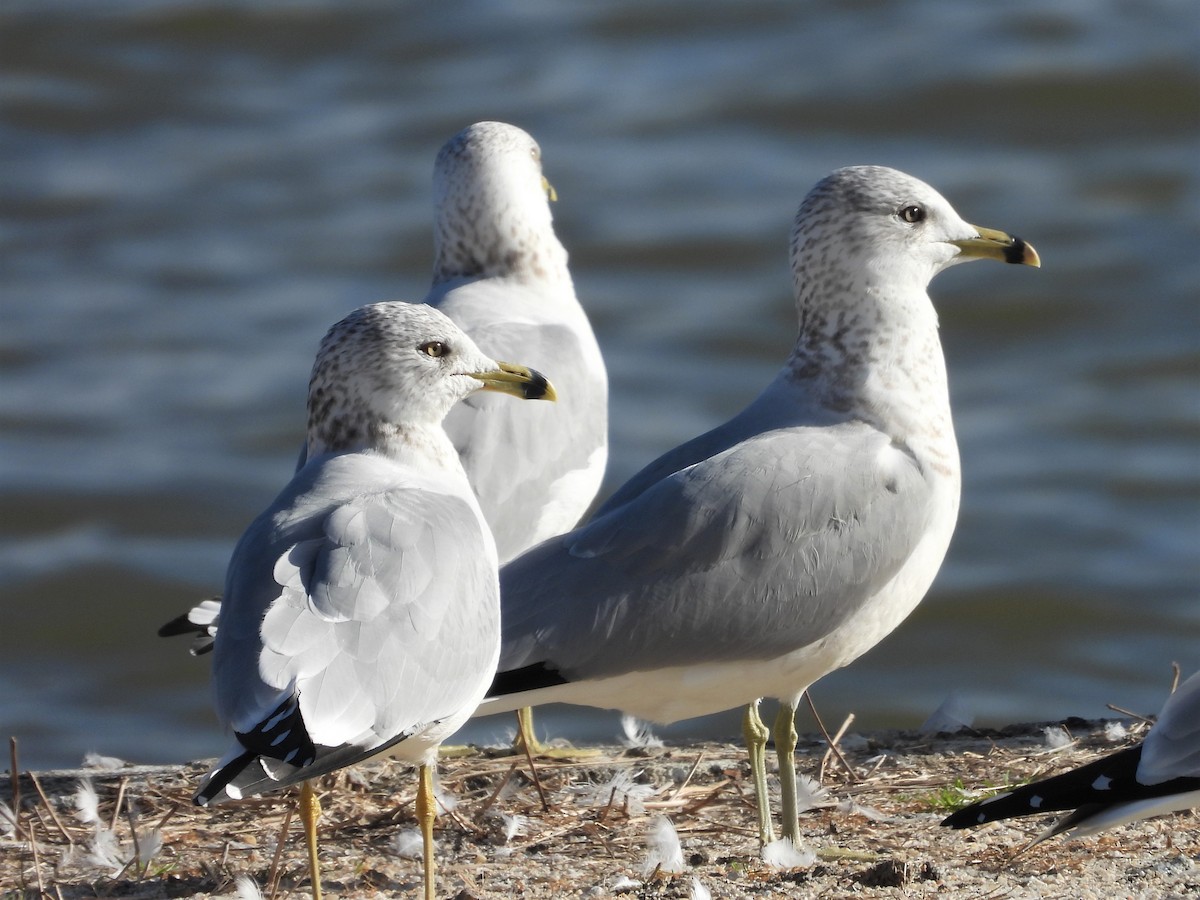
[742, 699, 776, 845]
[773, 701, 801, 844]
[416, 763, 437, 900]
[514, 707, 539, 754]
[299, 780, 323, 900]
[513, 706, 601, 759]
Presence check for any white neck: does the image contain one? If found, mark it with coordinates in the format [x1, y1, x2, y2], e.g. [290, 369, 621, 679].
[786, 283, 957, 473]
[308, 420, 467, 476]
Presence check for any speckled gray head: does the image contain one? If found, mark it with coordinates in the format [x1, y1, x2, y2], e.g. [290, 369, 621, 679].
[789, 165, 1039, 320]
[306, 301, 555, 456]
[432, 121, 567, 284]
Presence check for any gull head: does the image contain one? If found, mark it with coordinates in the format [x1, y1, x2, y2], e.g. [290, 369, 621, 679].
[790, 166, 1039, 317]
[432, 121, 564, 283]
[306, 301, 554, 456]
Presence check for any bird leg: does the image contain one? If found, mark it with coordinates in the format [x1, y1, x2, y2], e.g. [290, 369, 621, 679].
[774, 701, 802, 844]
[299, 780, 323, 900]
[514, 707, 539, 754]
[742, 699, 776, 845]
[416, 763, 437, 900]
[514, 706, 602, 759]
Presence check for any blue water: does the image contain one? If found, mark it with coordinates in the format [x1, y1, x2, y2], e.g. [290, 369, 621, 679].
[1, 0, 1197, 770]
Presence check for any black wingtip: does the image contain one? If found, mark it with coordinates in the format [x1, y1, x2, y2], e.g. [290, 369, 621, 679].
[940, 805, 992, 830]
[194, 749, 257, 806]
[158, 611, 216, 654]
[157, 612, 197, 638]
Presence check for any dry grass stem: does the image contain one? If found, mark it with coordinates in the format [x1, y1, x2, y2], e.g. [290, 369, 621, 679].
[0, 718, 1194, 898]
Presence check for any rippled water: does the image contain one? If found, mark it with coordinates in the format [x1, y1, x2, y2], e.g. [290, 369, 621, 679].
[1, 0, 1197, 770]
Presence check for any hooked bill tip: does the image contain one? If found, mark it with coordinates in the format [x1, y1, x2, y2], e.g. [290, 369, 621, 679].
[1006, 235, 1041, 268]
[523, 370, 553, 400]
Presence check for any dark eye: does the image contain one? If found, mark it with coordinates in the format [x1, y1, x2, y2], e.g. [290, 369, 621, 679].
[419, 341, 447, 358]
[900, 205, 926, 224]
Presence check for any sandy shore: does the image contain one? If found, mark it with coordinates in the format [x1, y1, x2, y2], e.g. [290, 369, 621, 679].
[3, 715, 1197, 899]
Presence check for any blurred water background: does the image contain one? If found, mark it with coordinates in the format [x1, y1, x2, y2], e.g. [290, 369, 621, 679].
[1, 0, 1197, 771]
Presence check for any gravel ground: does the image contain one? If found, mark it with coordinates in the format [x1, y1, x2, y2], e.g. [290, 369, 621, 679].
[3, 716, 1197, 899]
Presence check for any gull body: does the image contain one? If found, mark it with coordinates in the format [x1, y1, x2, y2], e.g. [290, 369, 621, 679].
[483, 166, 1040, 843]
[196, 301, 554, 900]
[430, 121, 608, 564]
[943, 671, 1200, 843]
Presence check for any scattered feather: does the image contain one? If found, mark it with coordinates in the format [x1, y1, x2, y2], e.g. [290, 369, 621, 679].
[233, 875, 263, 900]
[919, 691, 975, 735]
[691, 876, 712, 900]
[84, 827, 126, 874]
[0, 800, 16, 836]
[502, 813, 527, 843]
[761, 836, 815, 868]
[1104, 720, 1128, 742]
[483, 726, 518, 750]
[620, 714, 663, 749]
[794, 774, 830, 814]
[495, 776, 523, 803]
[74, 779, 100, 826]
[837, 798, 887, 821]
[862, 752, 891, 771]
[837, 733, 870, 752]
[610, 875, 641, 891]
[1043, 725, 1073, 750]
[82, 752, 125, 771]
[391, 827, 425, 858]
[57, 807, 163, 877]
[433, 774, 458, 814]
[641, 815, 685, 875]
[568, 769, 658, 815]
[135, 827, 164, 868]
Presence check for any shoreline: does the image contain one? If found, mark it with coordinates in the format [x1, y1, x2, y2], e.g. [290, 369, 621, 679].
[3, 717, 1196, 898]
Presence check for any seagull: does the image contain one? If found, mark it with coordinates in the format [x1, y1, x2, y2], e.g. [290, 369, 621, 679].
[942, 671, 1200, 844]
[430, 121, 608, 564]
[194, 301, 555, 900]
[159, 121, 607, 660]
[480, 166, 1040, 846]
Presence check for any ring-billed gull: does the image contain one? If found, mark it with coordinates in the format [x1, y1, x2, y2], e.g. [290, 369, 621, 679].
[160, 122, 607, 664]
[195, 301, 555, 900]
[481, 166, 1040, 846]
[942, 671, 1200, 843]
[430, 121, 607, 563]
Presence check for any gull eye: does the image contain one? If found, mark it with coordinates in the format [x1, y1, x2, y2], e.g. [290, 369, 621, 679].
[899, 204, 926, 224]
[419, 341, 447, 358]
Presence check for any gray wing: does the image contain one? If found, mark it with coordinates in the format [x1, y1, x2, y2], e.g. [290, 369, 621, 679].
[432, 278, 608, 562]
[1139, 672, 1200, 783]
[212, 455, 499, 776]
[499, 418, 934, 678]
[594, 368, 846, 517]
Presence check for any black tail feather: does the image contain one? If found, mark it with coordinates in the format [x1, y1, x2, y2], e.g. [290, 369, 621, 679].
[488, 662, 570, 698]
